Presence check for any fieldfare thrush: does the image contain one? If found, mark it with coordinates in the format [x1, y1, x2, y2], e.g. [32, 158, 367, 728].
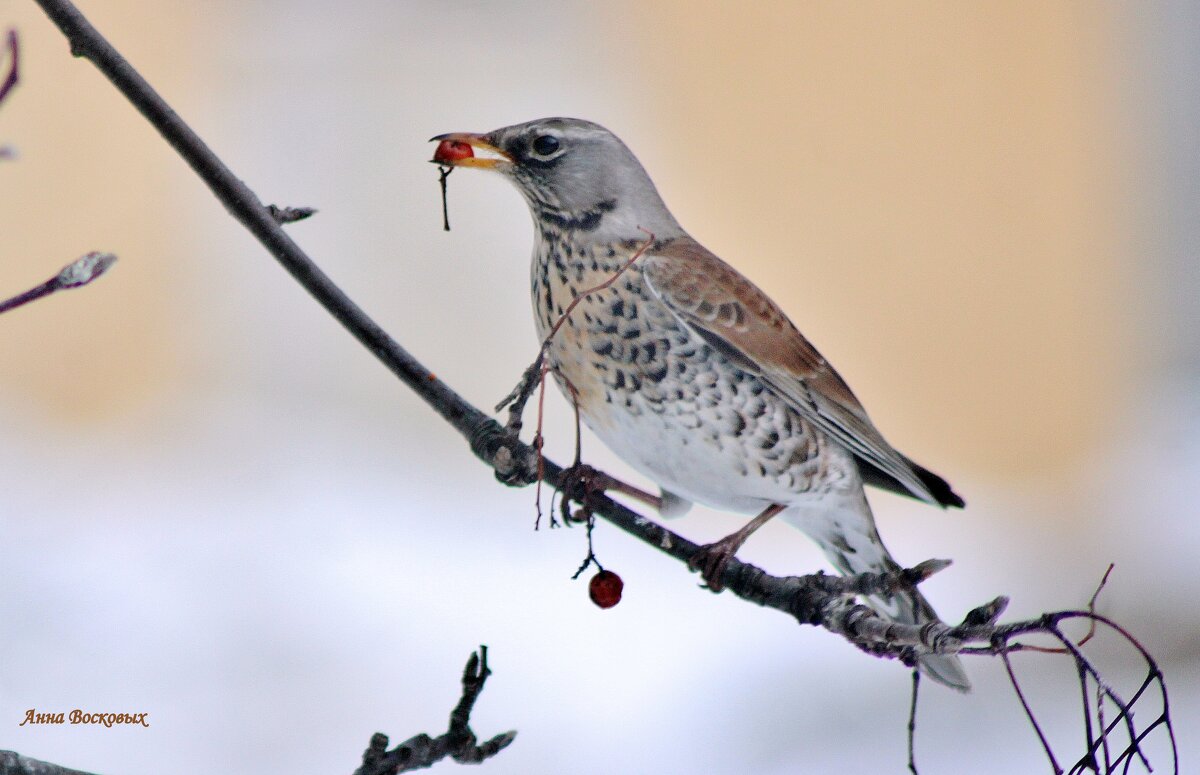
[432, 118, 970, 691]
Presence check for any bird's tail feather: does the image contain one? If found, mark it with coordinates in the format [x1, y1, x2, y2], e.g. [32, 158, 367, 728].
[781, 495, 970, 692]
[883, 579, 971, 692]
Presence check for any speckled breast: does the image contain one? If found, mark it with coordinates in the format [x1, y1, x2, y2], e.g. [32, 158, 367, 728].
[529, 233, 842, 513]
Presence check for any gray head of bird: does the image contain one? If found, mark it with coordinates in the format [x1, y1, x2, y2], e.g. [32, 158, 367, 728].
[432, 117, 685, 242]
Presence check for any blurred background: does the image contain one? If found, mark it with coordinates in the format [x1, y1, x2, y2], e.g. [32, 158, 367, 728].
[1, 1, 1196, 772]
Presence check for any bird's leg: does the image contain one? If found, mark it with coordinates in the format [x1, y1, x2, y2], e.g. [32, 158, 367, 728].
[558, 463, 662, 524]
[587, 469, 663, 510]
[688, 503, 787, 592]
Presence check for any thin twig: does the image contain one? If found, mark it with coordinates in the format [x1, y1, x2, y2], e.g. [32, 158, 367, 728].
[0, 252, 117, 315]
[1000, 645, 1063, 774]
[495, 355, 544, 433]
[533, 360, 550, 527]
[1074, 660, 1098, 774]
[1095, 679, 1112, 773]
[907, 669, 921, 775]
[1020, 563, 1115, 655]
[265, 204, 317, 224]
[0, 29, 18, 106]
[1077, 563, 1115, 647]
[438, 165, 453, 231]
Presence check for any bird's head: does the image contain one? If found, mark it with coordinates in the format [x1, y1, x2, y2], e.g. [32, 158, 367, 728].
[431, 117, 683, 239]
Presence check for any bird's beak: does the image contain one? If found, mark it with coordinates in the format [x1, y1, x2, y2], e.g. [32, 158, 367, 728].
[429, 132, 512, 169]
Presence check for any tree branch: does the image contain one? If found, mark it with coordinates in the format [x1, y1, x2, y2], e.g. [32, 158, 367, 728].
[354, 647, 515, 774]
[0, 751, 95, 775]
[28, 1, 1180, 772]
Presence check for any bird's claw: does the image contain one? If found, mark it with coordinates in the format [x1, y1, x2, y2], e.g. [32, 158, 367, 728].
[557, 462, 606, 525]
[688, 538, 740, 593]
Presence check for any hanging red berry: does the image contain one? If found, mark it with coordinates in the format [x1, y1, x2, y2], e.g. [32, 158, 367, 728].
[589, 570, 623, 609]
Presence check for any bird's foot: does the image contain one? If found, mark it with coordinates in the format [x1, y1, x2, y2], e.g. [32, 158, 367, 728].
[686, 504, 786, 593]
[557, 463, 664, 526]
[557, 463, 606, 526]
[687, 537, 743, 593]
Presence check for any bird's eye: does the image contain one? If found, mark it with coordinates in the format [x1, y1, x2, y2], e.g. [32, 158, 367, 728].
[531, 134, 561, 156]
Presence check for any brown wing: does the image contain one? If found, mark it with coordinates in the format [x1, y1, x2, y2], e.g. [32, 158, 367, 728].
[642, 236, 963, 508]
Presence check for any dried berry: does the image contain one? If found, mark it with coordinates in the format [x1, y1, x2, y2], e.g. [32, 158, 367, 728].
[433, 139, 474, 164]
[588, 570, 623, 609]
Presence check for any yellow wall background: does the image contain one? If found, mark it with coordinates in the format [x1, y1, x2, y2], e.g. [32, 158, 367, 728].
[0, 2, 1142, 478]
[621, 3, 1136, 477]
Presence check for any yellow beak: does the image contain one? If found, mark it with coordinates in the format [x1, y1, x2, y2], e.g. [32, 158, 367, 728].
[429, 132, 511, 169]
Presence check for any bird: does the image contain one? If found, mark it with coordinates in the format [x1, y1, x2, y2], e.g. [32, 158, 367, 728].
[431, 117, 970, 691]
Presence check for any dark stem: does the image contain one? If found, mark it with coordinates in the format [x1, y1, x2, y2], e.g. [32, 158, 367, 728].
[0, 28, 18, 106]
[0, 279, 56, 315]
[1074, 661, 1099, 774]
[907, 669, 920, 775]
[1000, 645, 1063, 774]
[438, 165, 453, 231]
[0, 252, 117, 315]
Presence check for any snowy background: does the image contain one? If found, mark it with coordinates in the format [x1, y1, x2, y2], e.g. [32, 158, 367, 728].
[1, 2, 1196, 773]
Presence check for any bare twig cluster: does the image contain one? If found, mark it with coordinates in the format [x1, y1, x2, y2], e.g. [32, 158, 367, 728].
[15, 1, 1182, 773]
[977, 610, 1174, 775]
[1, 26, 117, 313]
[353, 648, 515, 775]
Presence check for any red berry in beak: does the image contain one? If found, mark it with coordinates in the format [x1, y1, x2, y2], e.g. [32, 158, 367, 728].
[433, 139, 474, 164]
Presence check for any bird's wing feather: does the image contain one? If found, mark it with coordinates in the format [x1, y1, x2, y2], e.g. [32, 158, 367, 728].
[641, 236, 955, 507]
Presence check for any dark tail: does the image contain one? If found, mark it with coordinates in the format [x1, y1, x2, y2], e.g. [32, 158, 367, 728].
[857, 455, 965, 508]
[908, 457, 965, 508]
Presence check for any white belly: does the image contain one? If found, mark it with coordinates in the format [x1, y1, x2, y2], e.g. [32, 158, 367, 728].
[579, 386, 857, 515]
